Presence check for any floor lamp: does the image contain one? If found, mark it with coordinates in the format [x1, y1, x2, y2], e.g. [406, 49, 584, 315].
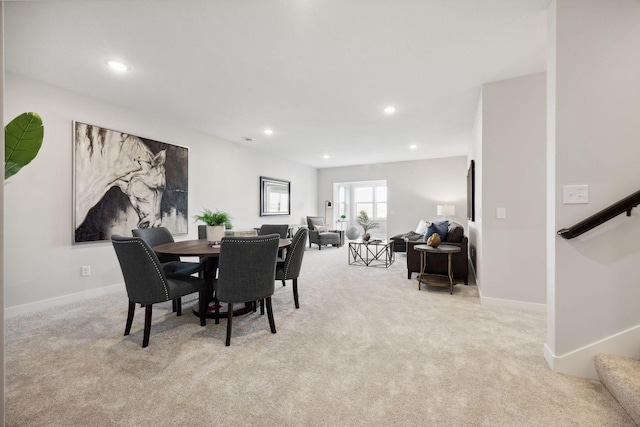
[324, 200, 332, 224]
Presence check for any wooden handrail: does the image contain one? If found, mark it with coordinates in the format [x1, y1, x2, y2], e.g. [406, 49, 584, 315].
[557, 189, 640, 239]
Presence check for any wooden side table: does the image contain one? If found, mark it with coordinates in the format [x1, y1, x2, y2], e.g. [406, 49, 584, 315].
[413, 244, 461, 294]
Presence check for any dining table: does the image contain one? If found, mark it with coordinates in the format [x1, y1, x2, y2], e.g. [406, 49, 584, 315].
[153, 238, 291, 320]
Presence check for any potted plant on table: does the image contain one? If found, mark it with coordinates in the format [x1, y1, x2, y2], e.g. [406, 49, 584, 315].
[357, 210, 378, 241]
[194, 208, 233, 245]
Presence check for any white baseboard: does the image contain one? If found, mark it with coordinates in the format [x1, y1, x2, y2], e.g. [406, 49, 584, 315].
[479, 294, 547, 314]
[544, 324, 640, 380]
[4, 283, 125, 318]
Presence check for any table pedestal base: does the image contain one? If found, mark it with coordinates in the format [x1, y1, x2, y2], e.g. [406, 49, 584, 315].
[192, 301, 256, 320]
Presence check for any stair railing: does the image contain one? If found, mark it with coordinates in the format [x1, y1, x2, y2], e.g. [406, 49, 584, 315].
[557, 189, 640, 239]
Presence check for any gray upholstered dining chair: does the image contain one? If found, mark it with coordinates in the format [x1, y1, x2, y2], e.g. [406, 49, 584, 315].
[133, 227, 206, 313]
[111, 235, 208, 348]
[132, 227, 205, 278]
[306, 216, 340, 250]
[216, 234, 280, 346]
[258, 224, 289, 238]
[275, 228, 308, 309]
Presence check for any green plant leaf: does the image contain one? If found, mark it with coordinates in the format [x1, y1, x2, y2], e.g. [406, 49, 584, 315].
[5, 112, 44, 179]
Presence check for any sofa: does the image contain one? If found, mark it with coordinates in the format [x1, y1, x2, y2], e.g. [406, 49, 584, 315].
[393, 221, 469, 285]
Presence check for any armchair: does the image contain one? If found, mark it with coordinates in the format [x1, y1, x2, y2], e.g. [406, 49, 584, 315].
[306, 216, 340, 250]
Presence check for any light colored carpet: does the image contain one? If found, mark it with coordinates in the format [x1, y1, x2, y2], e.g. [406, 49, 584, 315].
[5, 245, 634, 426]
[595, 354, 640, 425]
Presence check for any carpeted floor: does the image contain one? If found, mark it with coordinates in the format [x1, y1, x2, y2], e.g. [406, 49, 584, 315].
[5, 245, 634, 426]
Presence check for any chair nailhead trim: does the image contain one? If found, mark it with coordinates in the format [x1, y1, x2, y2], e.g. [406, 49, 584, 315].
[114, 239, 170, 300]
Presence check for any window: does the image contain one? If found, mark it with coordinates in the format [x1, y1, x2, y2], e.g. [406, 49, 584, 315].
[355, 185, 387, 219]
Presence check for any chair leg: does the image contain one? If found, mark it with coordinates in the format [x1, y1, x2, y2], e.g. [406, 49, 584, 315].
[260, 299, 265, 315]
[198, 290, 207, 326]
[266, 297, 276, 334]
[215, 297, 220, 324]
[225, 303, 234, 346]
[292, 278, 300, 309]
[282, 280, 286, 287]
[175, 297, 182, 316]
[172, 299, 177, 313]
[125, 301, 135, 336]
[142, 304, 153, 348]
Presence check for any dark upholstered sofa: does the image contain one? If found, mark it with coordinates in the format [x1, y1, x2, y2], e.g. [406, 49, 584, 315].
[399, 221, 469, 285]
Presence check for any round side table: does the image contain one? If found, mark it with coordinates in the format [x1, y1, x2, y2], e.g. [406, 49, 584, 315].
[413, 244, 461, 294]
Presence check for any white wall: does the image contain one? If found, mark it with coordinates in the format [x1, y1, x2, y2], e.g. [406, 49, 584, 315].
[546, 0, 640, 379]
[318, 157, 468, 238]
[479, 73, 547, 309]
[4, 73, 318, 313]
[468, 94, 482, 286]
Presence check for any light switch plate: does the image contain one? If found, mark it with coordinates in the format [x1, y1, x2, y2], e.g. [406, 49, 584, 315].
[496, 207, 506, 219]
[563, 185, 589, 204]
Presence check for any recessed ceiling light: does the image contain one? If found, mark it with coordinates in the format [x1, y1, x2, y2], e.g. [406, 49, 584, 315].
[323, 154, 330, 159]
[409, 144, 417, 150]
[384, 106, 397, 114]
[106, 60, 130, 72]
[264, 128, 274, 135]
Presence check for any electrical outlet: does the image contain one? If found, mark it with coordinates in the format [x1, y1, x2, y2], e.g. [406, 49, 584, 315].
[81, 265, 91, 277]
[563, 185, 589, 204]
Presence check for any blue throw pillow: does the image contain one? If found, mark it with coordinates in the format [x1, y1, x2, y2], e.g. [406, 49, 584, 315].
[424, 220, 449, 241]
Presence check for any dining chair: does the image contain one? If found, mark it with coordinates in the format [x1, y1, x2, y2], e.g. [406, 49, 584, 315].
[133, 227, 206, 313]
[258, 224, 289, 238]
[111, 235, 208, 348]
[132, 227, 205, 278]
[275, 228, 308, 309]
[216, 234, 280, 346]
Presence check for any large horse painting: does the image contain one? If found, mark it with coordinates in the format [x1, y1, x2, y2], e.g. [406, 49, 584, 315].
[73, 122, 188, 243]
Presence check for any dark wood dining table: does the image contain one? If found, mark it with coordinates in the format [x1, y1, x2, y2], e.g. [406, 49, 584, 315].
[153, 238, 291, 320]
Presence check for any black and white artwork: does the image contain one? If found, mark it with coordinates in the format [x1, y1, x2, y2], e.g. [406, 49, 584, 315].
[73, 122, 188, 243]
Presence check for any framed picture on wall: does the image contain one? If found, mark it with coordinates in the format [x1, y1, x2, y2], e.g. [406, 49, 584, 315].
[260, 176, 290, 216]
[73, 121, 189, 243]
[467, 160, 475, 222]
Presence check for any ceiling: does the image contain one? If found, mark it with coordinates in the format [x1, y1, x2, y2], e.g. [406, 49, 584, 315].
[4, 0, 549, 169]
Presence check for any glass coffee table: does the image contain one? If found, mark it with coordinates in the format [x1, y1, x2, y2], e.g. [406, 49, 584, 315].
[348, 239, 395, 268]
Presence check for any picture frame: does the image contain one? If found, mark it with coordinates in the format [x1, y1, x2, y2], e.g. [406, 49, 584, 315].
[260, 176, 290, 216]
[73, 121, 189, 243]
[467, 160, 475, 222]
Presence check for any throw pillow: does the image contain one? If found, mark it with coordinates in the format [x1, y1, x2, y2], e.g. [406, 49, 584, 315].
[444, 222, 464, 243]
[424, 220, 449, 241]
[314, 225, 329, 232]
[415, 219, 428, 235]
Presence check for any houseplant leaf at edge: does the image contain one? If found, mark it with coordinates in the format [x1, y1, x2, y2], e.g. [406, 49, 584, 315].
[5, 112, 44, 179]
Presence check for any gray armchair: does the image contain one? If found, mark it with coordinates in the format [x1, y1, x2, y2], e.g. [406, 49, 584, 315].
[216, 234, 280, 346]
[275, 228, 308, 308]
[111, 235, 208, 348]
[306, 216, 340, 250]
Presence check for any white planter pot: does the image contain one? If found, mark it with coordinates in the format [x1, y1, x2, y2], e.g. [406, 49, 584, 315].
[206, 225, 226, 245]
